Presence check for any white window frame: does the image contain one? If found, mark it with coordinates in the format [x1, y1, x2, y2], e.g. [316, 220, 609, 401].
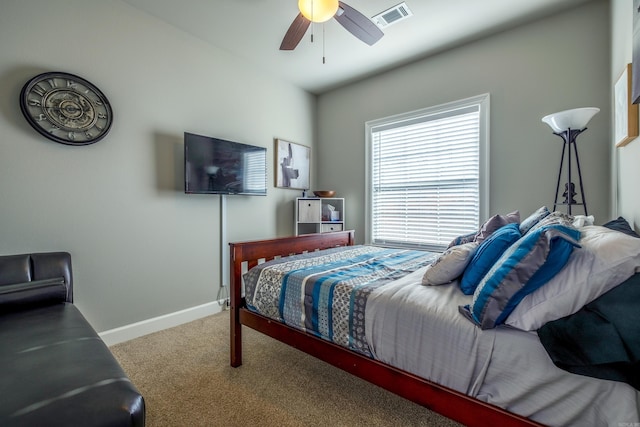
[365, 93, 490, 251]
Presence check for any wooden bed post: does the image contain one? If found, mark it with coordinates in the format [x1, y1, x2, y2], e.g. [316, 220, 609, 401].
[229, 242, 243, 367]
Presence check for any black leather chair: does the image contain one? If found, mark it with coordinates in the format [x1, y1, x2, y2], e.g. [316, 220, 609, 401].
[0, 252, 145, 426]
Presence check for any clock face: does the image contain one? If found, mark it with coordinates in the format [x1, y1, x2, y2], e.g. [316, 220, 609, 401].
[19, 71, 113, 145]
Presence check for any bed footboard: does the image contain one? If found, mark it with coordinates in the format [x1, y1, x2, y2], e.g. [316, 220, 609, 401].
[229, 230, 354, 367]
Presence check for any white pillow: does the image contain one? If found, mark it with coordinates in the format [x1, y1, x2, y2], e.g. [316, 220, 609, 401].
[505, 225, 640, 331]
[572, 215, 594, 228]
[422, 242, 479, 286]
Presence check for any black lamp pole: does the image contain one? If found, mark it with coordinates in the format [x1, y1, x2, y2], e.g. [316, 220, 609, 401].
[552, 127, 588, 216]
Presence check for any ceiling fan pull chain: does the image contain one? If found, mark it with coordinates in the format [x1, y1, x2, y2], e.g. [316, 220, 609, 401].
[323, 23, 326, 64]
[311, 0, 314, 42]
[310, 19, 314, 43]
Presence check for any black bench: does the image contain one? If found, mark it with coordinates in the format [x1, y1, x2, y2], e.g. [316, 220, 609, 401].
[0, 252, 145, 426]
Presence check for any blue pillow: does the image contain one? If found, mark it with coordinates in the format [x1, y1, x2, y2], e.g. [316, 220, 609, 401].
[460, 224, 581, 329]
[459, 223, 521, 295]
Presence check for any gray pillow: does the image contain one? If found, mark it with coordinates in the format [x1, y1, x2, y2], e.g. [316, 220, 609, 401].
[448, 210, 520, 248]
[602, 216, 640, 238]
[527, 211, 574, 234]
[422, 242, 479, 286]
[475, 210, 520, 243]
[447, 231, 477, 248]
[519, 206, 550, 235]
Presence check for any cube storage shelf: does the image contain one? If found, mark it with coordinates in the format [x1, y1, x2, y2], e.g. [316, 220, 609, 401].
[295, 197, 345, 235]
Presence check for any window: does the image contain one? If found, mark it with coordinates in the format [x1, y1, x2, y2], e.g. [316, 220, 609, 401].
[365, 94, 489, 251]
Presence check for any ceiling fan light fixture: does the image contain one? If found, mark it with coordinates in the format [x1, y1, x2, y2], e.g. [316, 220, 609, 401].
[298, 0, 339, 23]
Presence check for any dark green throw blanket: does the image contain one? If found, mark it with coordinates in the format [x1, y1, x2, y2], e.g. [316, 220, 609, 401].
[538, 273, 640, 390]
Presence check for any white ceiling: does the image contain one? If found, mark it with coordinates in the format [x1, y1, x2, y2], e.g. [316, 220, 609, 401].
[122, 0, 593, 94]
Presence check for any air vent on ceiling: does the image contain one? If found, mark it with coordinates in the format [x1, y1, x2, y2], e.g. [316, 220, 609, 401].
[372, 2, 413, 29]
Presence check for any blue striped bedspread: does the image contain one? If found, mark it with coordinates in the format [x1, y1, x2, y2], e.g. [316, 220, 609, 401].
[243, 245, 437, 357]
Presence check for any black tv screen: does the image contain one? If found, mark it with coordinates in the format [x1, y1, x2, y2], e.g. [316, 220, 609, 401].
[184, 132, 267, 195]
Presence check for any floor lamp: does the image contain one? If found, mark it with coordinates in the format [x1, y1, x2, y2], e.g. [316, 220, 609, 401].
[541, 107, 599, 215]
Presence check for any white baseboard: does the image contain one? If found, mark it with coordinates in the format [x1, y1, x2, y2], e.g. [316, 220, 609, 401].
[100, 300, 227, 346]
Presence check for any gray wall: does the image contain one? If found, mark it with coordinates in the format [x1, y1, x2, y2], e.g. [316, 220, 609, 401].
[612, 0, 640, 226]
[317, 1, 611, 244]
[0, 0, 618, 334]
[0, 0, 315, 331]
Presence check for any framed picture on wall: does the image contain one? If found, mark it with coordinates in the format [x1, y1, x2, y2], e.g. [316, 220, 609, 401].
[275, 138, 310, 190]
[614, 64, 639, 147]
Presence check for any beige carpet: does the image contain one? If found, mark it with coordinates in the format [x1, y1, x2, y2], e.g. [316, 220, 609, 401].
[110, 311, 462, 427]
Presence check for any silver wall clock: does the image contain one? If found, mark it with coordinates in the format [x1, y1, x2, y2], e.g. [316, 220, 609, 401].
[19, 71, 113, 146]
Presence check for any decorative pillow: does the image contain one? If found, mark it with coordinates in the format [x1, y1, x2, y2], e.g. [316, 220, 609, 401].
[448, 210, 520, 248]
[602, 216, 640, 238]
[459, 223, 521, 295]
[447, 231, 477, 248]
[526, 211, 574, 234]
[460, 224, 581, 329]
[422, 242, 479, 286]
[474, 210, 520, 243]
[519, 206, 550, 235]
[572, 215, 594, 228]
[506, 225, 640, 331]
[0, 277, 67, 308]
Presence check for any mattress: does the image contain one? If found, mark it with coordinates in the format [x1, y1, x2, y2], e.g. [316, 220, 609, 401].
[365, 266, 640, 426]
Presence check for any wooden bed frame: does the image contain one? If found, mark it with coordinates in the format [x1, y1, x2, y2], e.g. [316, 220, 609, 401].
[229, 231, 543, 427]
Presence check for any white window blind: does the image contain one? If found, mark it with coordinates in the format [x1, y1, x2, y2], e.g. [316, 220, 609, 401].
[366, 95, 489, 251]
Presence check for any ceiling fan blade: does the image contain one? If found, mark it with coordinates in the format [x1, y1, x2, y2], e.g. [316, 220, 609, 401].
[334, 1, 383, 46]
[280, 13, 311, 50]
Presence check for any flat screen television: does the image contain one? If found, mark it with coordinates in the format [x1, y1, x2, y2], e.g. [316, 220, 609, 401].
[184, 132, 267, 195]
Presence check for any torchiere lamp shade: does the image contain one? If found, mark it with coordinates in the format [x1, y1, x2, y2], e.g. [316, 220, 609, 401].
[542, 107, 600, 132]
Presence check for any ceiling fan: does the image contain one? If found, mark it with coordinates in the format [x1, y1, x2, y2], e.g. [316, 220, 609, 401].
[280, 0, 384, 51]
